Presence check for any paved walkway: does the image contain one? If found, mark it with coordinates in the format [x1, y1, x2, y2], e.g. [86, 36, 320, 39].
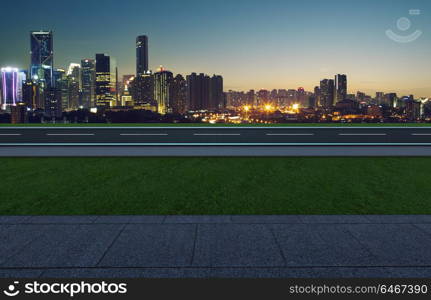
[1, 215, 431, 278]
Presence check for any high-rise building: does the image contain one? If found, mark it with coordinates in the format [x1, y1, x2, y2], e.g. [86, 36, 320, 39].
[95, 54, 112, 107]
[209, 75, 224, 111]
[154, 67, 173, 115]
[320, 79, 335, 109]
[53, 68, 69, 111]
[130, 72, 154, 107]
[186, 73, 210, 111]
[30, 31, 54, 89]
[22, 79, 40, 109]
[81, 59, 96, 109]
[171, 74, 187, 114]
[44, 87, 62, 118]
[335, 74, 347, 103]
[385, 93, 398, 108]
[66, 64, 81, 110]
[314, 86, 321, 107]
[136, 35, 149, 76]
[1, 67, 26, 110]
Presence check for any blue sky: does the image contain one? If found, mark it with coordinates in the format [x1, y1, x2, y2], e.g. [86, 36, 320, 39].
[1, 0, 430, 95]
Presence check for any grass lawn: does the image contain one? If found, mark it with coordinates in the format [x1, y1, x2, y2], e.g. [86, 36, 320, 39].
[0, 157, 430, 215]
[1, 123, 431, 127]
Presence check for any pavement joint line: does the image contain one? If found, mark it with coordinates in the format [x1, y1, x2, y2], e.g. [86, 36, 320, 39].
[95, 224, 127, 267]
[268, 225, 288, 266]
[190, 225, 199, 266]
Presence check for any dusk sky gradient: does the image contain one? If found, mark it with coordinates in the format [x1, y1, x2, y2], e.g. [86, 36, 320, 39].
[1, 0, 430, 96]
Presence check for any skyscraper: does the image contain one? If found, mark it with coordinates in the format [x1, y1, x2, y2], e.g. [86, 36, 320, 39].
[95, 54, 112, 107]
[335, 74, 347, 103]
[1, 67, 26, 110]
[186, 73, 210, 111]
[209, 75, 224, 111]
[30, 31, 54, 89]
[130, 72, 154, 107]
[171, 74, 187, 114]
[136, 35, 149, 76]
[154, 67, 173, 115]
[320, 79, 335, 109]
[81, 59, 96, 108]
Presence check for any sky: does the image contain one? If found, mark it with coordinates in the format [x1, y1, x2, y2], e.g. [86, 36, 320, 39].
[1, 0, 431, 96]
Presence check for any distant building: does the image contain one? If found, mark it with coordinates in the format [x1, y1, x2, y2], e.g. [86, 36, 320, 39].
[30, 31, 54, 89]
[209, 75, 224, 110]
[95, 54, 112, 107]
[335, 74, 347, 102]
[81, 59, 95, 108]
[1, 67, 26, 110]
[130, 72, 154, 107]
[314, 86, 321, 107]
[136, 35, 149, 76]
[44, 88, 62, 118]
[171, 74, 187, 114]
[22, 79, 40, 109]
[154, 67, 173, 115]
[320, 79, 335, 109]
[405, 99, 421, 121]
[187, 73, 210, 111]
[385, 93, 398, 108]
[11, 104, 28, 124]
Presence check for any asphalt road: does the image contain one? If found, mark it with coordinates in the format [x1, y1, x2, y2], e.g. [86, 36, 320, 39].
[1, 126, 431, 146]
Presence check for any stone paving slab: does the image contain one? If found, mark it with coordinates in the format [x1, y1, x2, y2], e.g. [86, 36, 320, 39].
[271, 224, 376, 267]
[2, 224, 123, 268]
[0, 216, 431, 278]
[164, 216, 232, 224]
[364, 215, 431, 224]
[94, 216, 165, 224]
[230, 215, 302, 224]
[345, 224, 431, 266]
[192, 224, 285, 267]
[24, 216, 98, 224]
[2, 267, 431, 279]
[98, 224, 196, 267]
[299, 215, 371, 224]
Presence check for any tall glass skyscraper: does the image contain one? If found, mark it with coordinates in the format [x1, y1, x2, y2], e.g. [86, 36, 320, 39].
[320, 79, 335, 109]
[30, 31, 54, 89]
[95, 54, 112, 107]
[136, 35, 149, 76]
[1, 67, 26, 110]
[81, 59, 96, 109]
[154, 67, 173, 115]
[335, 74, 347, 103]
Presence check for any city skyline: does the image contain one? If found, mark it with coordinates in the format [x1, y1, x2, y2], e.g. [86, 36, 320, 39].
[1, 0, 430, 96]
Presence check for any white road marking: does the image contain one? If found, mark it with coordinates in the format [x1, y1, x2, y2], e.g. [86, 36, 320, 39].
[120, 133, 168, 136]
[194, 133, 241, 136]
[411, 133, 431, 136]
[0, 134, 22, 136]
[266, 133, 315, 136]
[338, 133, 387, 136]
[46, 133, 95, 136]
